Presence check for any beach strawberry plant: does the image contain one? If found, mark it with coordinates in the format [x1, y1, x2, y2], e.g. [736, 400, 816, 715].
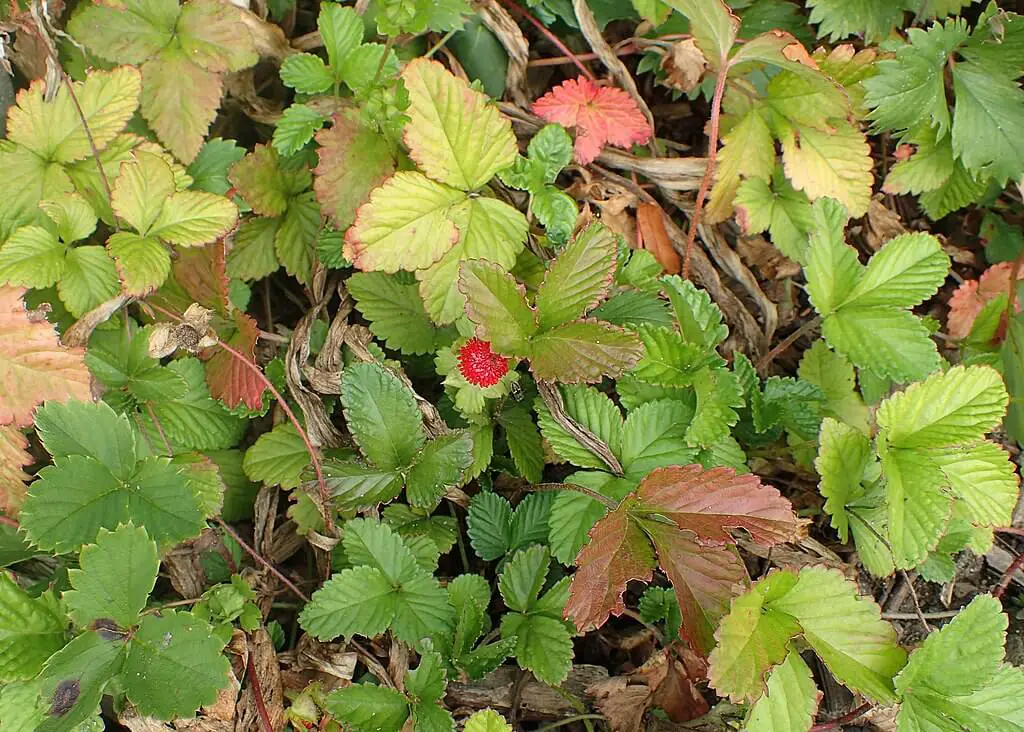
[1, 0, 1024, 730]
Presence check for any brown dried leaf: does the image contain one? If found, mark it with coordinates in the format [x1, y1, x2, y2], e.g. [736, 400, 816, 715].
[663, 39, 706, 94]
[637, 202, 681, 274]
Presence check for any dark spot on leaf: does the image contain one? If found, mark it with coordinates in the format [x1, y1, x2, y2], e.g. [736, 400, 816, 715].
[49, 679, 80, 717]
[90, 617, 127, 640]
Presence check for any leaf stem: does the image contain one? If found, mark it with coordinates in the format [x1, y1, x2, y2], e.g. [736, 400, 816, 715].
[425, 28, 459, 59]
[682, 65, 729, 280]
[532, 482, 618, 511]
[245, 648, 275, 732]
[496, 0, 596, 82]
[215, 518, 311, 603]
[808, 702, 872, 732]
[143, 301, 333, 532]
[756, 316, 821, 373]
[994, 546, 1024, 599]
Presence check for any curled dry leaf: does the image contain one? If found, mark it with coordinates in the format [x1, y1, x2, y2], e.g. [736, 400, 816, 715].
[636, 202, 681, 274]
[148, 303, 218, 358]
[947, 262, 1020, 340]
[663, 39, 706, 94]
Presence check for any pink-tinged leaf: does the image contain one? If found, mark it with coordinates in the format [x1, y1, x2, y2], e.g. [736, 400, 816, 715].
[140, 48, 223, 164]
[532, 77, 652, 165]
[313, 114, 395, 230]
[0, 285, 93, 427]
[637, 465, 805, 546]
[947, 262, 1019, 340]
[643, 521, 749, 656]
[203, 311, 266, 410]
[0, 425, 32, 515]
[158, 241, 231, 316]
[565, 500, 656, 632]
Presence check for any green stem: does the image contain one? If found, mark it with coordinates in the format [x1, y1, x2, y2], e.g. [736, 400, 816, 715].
[534, 714, 605, 732]
[425, 28, 458, 59]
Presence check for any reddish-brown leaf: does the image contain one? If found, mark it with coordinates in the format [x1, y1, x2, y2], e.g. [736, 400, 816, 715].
[637, 465, 804, 546]
[533, 77, 652, 165]
[0, 424, 32, 516]
[565, 500, 656, 632]
[643, 520, 749, 656]
[0, 285, 92, 427]
[313, 114, 395, 230]
[947, 262, 1019, 341]
[203, 311, 266, 410]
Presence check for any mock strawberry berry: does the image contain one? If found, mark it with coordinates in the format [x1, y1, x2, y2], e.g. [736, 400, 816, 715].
[457, 338, 510, 388]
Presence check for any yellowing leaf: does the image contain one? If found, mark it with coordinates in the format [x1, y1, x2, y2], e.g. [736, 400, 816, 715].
[67, 0, 178, 65]
[402, 58, 517, 190]
[0, 425, 32, 515]
[344, 172, 466, 273]
[313, 114, 395, 229]
[149, 191, 239, 246]
[6, 66, 142, 164]
[0, 285, 92, 427]
[107, 232, 172, 295]
[705, 108, 775, 224]
[112, 150, 178, 235]
[176, 0, 258, 73]
[141, 48, 224, 163]
[780, 121, 873, 217]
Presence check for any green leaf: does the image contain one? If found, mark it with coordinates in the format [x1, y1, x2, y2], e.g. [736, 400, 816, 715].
[591, 290, 673, 328]
[0, 572, 66, 681]
[322, 461, 403, 511]
[805, 0, 909, 42]
[707, 107, 776, 223]
[325, 685, 410, 732]
[273, 104, 327, 157]
[499, 544, 551, 612]
[141, 358, 248, 451]
[0, 225, 66, 289]
[85, 325, 187, 403]
[65, 524, 158, 630]
[950, 62, 1024, 186]
[34, 400, 136, 479]
[844, 233, 949, 309]
[498, 404, 545, 483]
[877, 365, 1008, 448]
[664, 0, 738, 66]
[227, 217, 280, 281]
[746, 651, 820, 732]
[38, 631, 126, 732]
[106, 232, 170, 296]
[815, 417, 873, 543]
[662, 275, 730, 350]
[280, 53, 333, 94]
[767, 566, 906, 703]
[319, 3, 364, 69]
[734, 173, 813, 263]
[631, 325, 722, 388]
[687, 367, 745, 448]
[620, 399, 695, 480]
[341, 362, 426, 471]
[501, 612, 574, 686]
[465, 709, 512, 732]
[343, 519, 420, 584]
[530, 320, 643, 383]
[467, 491, 513, 561]
[344, 172, 466, 273]
[458, 259, 537, 354]
[401, 58, 517, 191]
[21, 454, 205, 553]
[121, 611, 230, 720]
[242, 422, 309, 489]
[348, 272, 450, 356]
[535, 384, 624, 469]
[299, 565, 398, 640]
[59, 247, 120, 318]
[798, 341, 869, 432]
[406, 432, 473, 508]
[274, 192, 320, 286]
[549, 474, 632, 565]
[535, 223, 617, 330]
[187, 138, 246, 195]
[406, 644, 447, 703]
[822, 306, 942, 383]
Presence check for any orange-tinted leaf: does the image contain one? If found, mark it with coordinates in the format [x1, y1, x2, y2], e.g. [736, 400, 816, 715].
[637, 465, 804, 546]
[140, 48, 223, 164]
[0, 425, 32, 515]
[533, 77, 652, 165]
[167, 241, 231, 316]
[0, 285, 92, 427]
[947, 262, 1019, 340]
[636, 203, 680, 274]
[565, 499, 656, 632]
[313, 114, 395, 230]
[644, 521, 748, 655]
[204, 311, 266, 410]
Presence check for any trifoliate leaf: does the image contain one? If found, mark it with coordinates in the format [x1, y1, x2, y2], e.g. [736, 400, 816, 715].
[501, 612, 574, 686]
[299, 565, 398, 640]
[0, 572, 66, 681]
[344, 172, 466, 273]
[402, 59, 517, 191]
[497, 403, 545, 483]
[242, 422, 309, 489]
[746, 651, 821, 732]
[535, 223, 618, 330]
[532, 76, 652, 165]
[273, 103, 327, 157]
[706, 107, 776, 224]
[734, 171, 813, 263]
[325, 685, 409, 732]
[341, 361, 426, 471]
[0, 285, 91, 427]
[65, 524, 158, 630]
[121, 610, 230, 720]
[313, 114, 394, 229]
[530, 320, 643, 384]
[458, 260, 537, 355]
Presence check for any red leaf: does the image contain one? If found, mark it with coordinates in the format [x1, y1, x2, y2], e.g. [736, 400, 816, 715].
[643, 521, 749, 656]
[947, 262, 1019, 341]
[636, 465, 805, 546]
[204, 310, 266, 410]
[0, 425, 32, 516]
[532, 77, 652, 165]
[0, 285, 92, 427]
[565, 499, 656, 632]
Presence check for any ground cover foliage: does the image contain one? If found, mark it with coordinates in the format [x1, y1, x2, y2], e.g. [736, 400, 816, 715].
[1, 0, 1024, 730]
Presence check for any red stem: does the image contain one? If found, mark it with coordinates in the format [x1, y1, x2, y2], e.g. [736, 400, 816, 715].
[216, 518, 311, 603]
[246, 649, 274, 732]
[809, 702, 872, 732]
[0, 515, 18, 528]
[994, 548, 1024, 600]
[143, 301, 333, 532]
[682, 65, 728, 280]
[495, 0, 596, 81]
